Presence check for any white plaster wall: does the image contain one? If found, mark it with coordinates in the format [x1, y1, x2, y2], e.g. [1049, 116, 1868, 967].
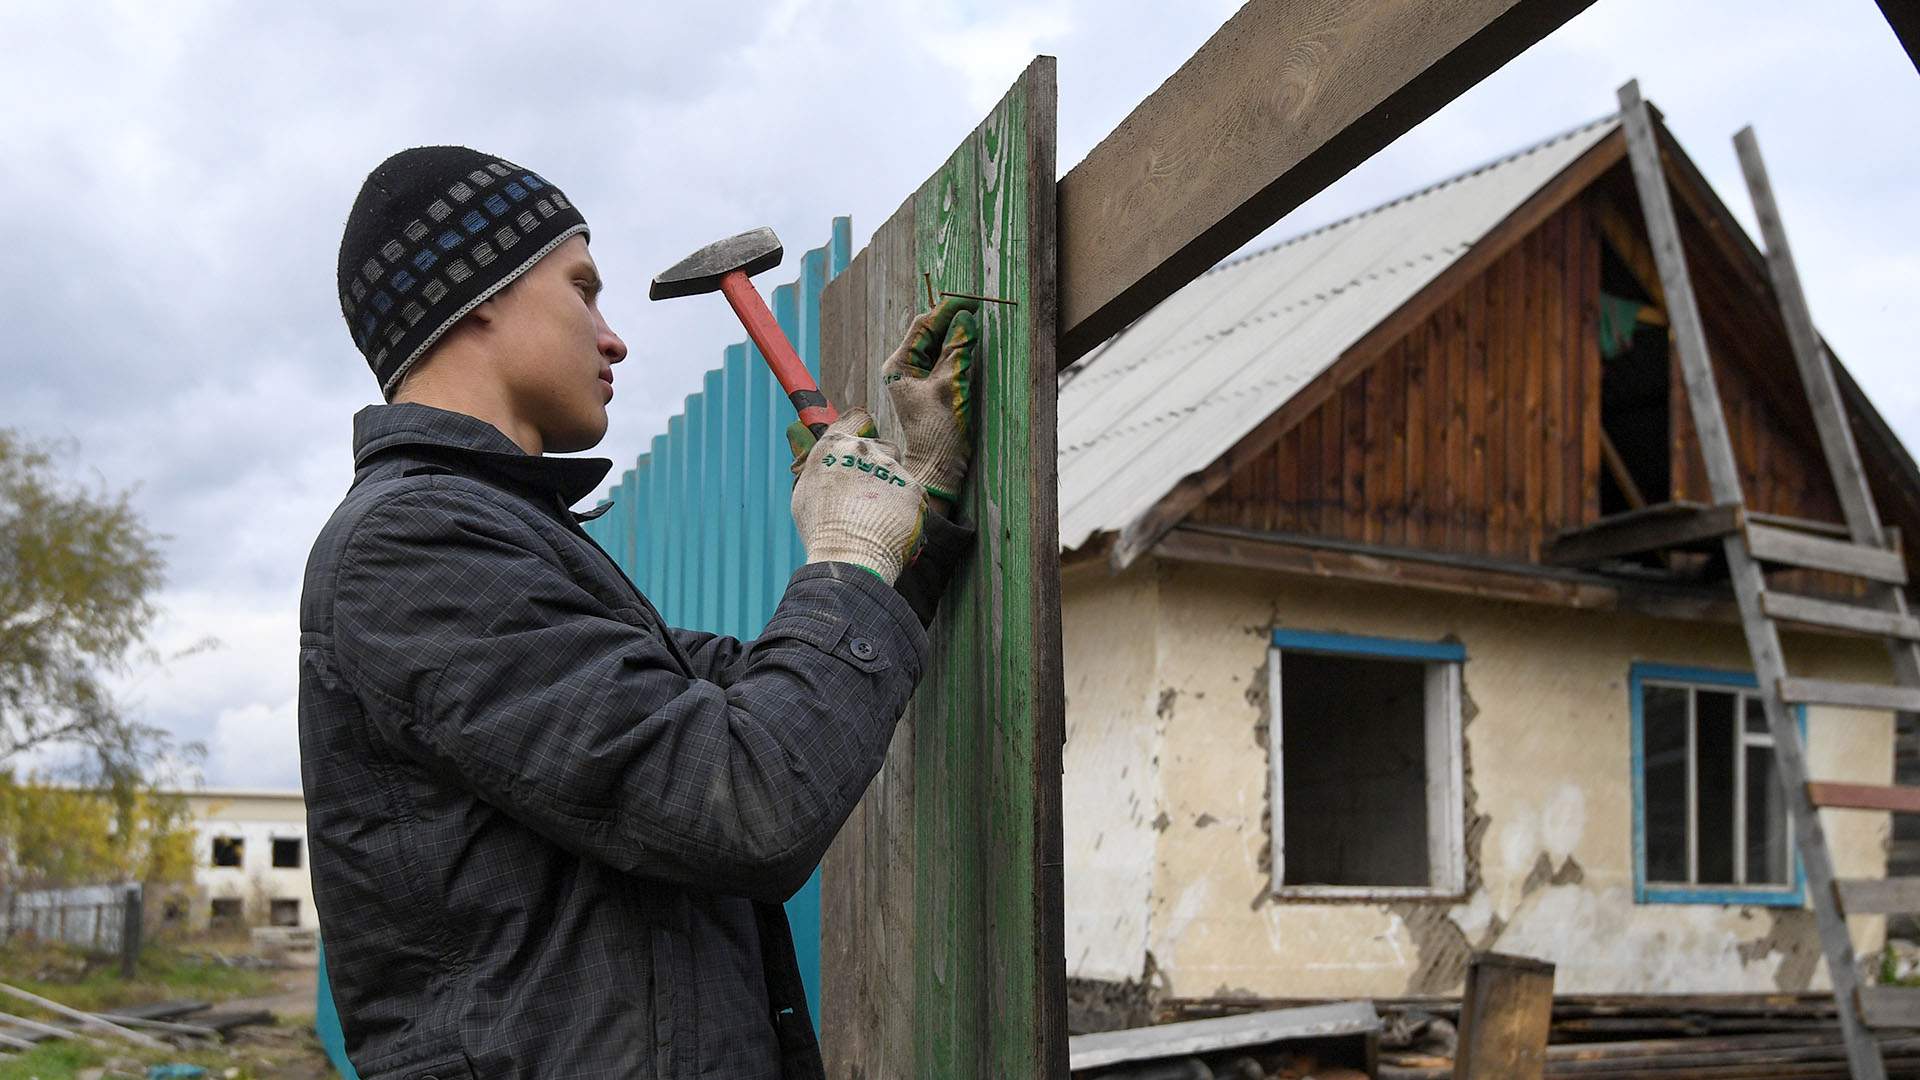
[1063, 559, 1893, 999]
[1061, 565, 1164, 982]
[187, 792, 318, 929]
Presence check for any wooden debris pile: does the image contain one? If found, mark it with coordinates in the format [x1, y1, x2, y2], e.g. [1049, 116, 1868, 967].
[1069, 1001, 1379, 1078]
[0, 982, 271, 1059]
[1363, 992, 1920, 1078]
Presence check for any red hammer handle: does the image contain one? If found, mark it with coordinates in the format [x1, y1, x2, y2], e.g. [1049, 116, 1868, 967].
[717, 271, 838, 437]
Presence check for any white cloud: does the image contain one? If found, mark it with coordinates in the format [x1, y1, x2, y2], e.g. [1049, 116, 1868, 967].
[210, 699, 302, 792]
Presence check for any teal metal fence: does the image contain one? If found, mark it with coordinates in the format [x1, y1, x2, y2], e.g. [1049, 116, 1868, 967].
[318, 219, 852, 1077]
[580, 216, 852, 1024]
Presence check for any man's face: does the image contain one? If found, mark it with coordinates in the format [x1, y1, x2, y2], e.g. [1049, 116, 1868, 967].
[487, 234, 626, 453]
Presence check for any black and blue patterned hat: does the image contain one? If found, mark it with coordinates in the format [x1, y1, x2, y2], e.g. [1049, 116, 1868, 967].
[338, 146, 588, 399]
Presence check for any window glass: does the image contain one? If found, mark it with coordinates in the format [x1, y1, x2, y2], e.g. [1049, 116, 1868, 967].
[1695, 689, 1737, 885]
[1643, 685, 1689, 884]
[1746, 743, 1791, 886]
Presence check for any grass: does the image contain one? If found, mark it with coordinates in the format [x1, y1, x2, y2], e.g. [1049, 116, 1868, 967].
[0, 939, 276, 1015]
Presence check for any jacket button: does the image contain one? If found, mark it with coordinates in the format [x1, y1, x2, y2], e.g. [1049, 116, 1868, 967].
[849, 638, 877, 661]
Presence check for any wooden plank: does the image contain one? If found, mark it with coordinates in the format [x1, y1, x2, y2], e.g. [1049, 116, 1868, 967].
[1068, 1001, 1379, 1072]
[1454, 953, 1555, 1080]
[1745, 523, 1908, 584]
[818, 57, 1064, 1079]
[1105, 128, 1627, 569]
[1763, 591, 1920, 640]
[1541, 209, 1567, 538]
[1466, 275, 1490, 552]
[1599, 431, 1649, 510]
[1858, 987, 1920, 1029]
[1836, 878, 1920, 915]
[1778, 677, 1920, 713]
[1056, 0, 1598, 361]
[1544, 502, 1741, 568]
[1808, 782, 1920, 814]
[0, 984, 165, 1049]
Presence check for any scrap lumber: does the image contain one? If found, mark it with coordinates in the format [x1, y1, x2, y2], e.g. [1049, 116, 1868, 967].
[1454, 953, 1555, 1079]
[0, 1007, 106, 1047]
[1068, 1000, 1379, 1073]
[1057, 0, 1598, 363]
[0, 981, 166, 1049]
[817, 56, 1065, 1078]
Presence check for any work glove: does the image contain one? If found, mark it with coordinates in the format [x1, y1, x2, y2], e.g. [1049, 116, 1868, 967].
[881, 297, 981, 503]
[789, 408, 927, 585]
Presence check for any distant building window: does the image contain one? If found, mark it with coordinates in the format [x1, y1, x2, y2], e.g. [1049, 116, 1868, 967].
[1632, 663, 1803, 905]
[211, 836, 244, 868]
[272, 838, 302, 869]
[270, 899, 301, 927]
[209, 898, 244, 927]
[1267, 629, 1468, 899]
[161, 897, 186, 924]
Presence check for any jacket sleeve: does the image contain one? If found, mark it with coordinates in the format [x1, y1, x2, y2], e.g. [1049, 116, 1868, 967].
[331, 483, 929, 903]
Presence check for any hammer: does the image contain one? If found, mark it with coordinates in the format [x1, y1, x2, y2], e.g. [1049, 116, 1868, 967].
[650, 227, 838, 437]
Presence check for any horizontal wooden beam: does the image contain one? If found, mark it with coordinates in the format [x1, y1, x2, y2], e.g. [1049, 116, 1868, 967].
[1835, 877, 1920, 915]
[1745, 522, 1908, 584]
[1544, 501, 1742, 568]
[1858, 986, 1920, 1029]
[1151, 523, 1750, 624]
[1807, 782, 1920, 814]
[1056, 0, 1598, 364]
[1778, 676, 1920, 713]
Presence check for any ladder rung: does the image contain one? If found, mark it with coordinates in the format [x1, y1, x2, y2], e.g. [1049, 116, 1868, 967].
[1857, 986, 1920, 1029]
[1762, 591, 1920, 640]
[1808, 782, 1920, 814]
[1745, 522, 1907, 584]
[1836, 878, 1920, 914]
[1779, 677, 1920, 712]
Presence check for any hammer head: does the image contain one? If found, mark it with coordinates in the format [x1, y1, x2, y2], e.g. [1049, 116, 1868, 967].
[649, 227, 784, 300]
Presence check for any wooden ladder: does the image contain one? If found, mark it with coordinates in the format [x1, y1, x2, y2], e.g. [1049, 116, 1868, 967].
[1619, 80, 1920, 1080]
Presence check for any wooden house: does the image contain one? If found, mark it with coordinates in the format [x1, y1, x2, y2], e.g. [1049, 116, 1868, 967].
[1056, 108, 1920, 1005]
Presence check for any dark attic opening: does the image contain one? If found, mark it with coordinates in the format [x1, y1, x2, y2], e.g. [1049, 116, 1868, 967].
[1597, 238, 1671, 520]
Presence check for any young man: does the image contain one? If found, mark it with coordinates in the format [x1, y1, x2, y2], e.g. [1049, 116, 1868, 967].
[302, 146, 977, 1079]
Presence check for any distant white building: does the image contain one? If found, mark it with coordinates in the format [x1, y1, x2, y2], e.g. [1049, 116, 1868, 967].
[167, 788, 316, 932]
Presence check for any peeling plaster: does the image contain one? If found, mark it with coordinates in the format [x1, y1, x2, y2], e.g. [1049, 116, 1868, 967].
[1738, 908, 1821, 991]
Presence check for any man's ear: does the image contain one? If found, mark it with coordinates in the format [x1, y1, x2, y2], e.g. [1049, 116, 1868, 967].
[467, 295, 500, 327]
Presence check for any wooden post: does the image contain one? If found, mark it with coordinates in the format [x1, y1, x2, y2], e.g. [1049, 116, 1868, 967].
[1454, 952, 1555, 1079]
[818, 57, 1064, 1078]
[119, 884, 143, 980]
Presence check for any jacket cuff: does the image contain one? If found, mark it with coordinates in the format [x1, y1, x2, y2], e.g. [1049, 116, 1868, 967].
[894, 512, 975, 627]
[777, 561, 932, 677]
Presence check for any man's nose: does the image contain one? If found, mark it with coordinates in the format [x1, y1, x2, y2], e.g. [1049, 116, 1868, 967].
[600, 325, 627, 363]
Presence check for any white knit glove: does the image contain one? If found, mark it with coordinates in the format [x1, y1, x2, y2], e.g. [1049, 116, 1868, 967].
[882, 297, 980, 502]
[790, 408, 928, 584]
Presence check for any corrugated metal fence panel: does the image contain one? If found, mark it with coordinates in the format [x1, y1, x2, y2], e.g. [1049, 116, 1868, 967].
[580, 217, 852, 1026]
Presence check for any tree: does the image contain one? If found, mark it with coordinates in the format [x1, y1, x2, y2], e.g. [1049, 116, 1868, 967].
[0, 428, 196, 780]
[0, 771, 196, 894]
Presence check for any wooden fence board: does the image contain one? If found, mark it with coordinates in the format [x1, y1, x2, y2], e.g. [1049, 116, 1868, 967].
[818, 57, 1064, 1079]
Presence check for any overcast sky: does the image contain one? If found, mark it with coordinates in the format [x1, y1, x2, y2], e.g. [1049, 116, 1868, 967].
[2, 2, 1913, 791]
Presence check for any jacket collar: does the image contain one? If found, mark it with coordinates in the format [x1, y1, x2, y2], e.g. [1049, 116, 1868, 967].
[352, 402, 614, 517]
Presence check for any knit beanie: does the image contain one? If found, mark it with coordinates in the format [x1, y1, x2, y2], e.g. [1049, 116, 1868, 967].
[337, 146, 588, 399]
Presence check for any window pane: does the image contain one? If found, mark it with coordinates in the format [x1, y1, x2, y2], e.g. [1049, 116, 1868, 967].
[1643, 685, 1690, 883]
[1281, 652, 1431, 887]
[1744, 695, 1770, 736]
[1745, 743, 1792, 886]
[1696, 690, 1738, 885]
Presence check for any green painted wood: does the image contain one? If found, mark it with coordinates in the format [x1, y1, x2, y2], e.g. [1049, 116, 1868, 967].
[817, 57, 1064, 1079]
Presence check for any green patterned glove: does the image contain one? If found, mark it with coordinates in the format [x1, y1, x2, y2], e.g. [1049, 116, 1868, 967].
[882, 297, 980, 502]
[789, 408, 927, 584]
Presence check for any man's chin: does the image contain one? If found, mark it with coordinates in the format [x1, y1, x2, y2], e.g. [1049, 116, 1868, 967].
[546, 414, 608, 454]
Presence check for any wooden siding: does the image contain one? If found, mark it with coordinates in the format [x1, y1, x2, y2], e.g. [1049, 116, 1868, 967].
[1192, 177, 1852, 582]
[1193, 196, 1604, 561]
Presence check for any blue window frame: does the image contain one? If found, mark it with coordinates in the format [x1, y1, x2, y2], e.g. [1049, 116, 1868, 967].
[1630, 662, 1806, 906]
[1268, 628, 1468, 898]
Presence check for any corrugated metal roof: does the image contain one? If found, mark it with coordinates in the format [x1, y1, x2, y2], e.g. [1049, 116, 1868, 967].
[1057, 114, 1622, 553]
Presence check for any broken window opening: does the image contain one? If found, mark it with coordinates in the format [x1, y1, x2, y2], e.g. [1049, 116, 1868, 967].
[269, 899, 302, 927]
[209, 897, 244, 928]
[1598, 240, 1671, 523]
[211, 835, 244, 869]
[272, 837, 303, 869]
[1636, 665, 1799, 904]
[1268, 629, 1467, 898]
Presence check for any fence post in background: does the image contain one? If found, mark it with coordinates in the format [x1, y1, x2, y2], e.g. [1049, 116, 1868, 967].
[120, 884, 143, 979]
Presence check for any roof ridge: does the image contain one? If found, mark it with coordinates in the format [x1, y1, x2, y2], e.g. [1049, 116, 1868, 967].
[1203, 110, 1621, 279]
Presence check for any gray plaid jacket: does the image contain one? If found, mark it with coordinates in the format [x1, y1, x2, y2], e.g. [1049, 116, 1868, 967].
[299, 403, 930, 1079]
